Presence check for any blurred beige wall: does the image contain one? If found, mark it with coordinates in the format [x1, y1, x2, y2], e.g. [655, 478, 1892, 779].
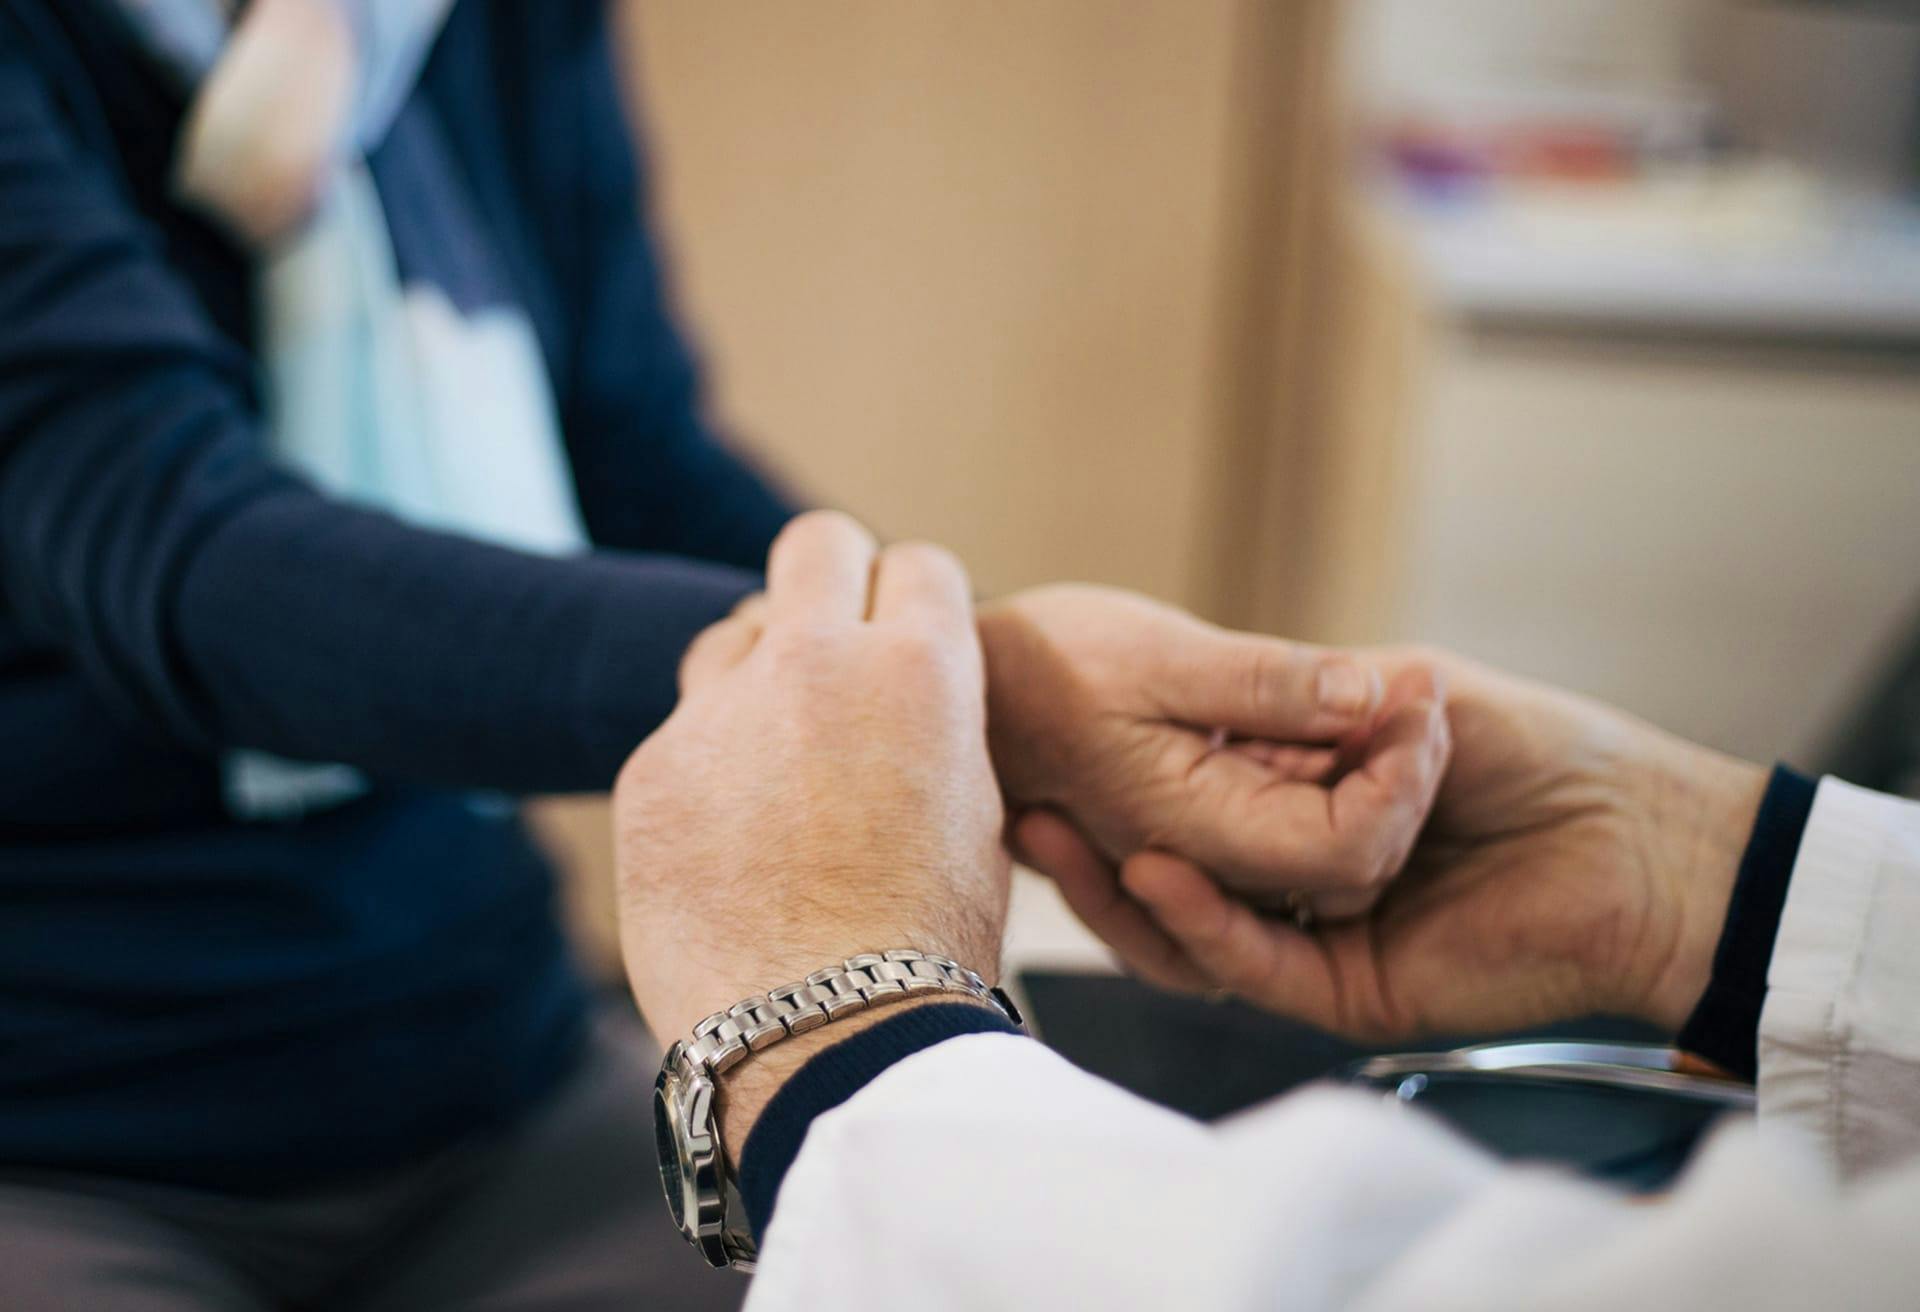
[618, 0, 1409, 632]
[620, 1, 1233, 605]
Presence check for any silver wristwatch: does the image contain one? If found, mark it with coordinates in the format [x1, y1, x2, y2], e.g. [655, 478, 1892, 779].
[653, 949, 1023, 1271]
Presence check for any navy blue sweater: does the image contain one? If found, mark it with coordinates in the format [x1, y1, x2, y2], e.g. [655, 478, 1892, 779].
[0, 0, 792, 1189]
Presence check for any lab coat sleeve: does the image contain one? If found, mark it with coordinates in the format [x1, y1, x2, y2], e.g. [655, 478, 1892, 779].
[1759, 778, 1920, 1180]
[748, 779, 1920, 1310]
[749, 1040, 1920, 1311]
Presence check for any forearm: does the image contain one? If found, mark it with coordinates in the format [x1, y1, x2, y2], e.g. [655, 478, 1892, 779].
[172, 487, 757, 791]
[1, 377, 753, 792]
[565, 407, 796, 572]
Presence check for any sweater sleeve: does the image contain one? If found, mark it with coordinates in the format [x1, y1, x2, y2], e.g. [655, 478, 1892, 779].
[0, 35, 753, 794]
[1676, 765, 1818, 1080]
[538, 3, 797, 570]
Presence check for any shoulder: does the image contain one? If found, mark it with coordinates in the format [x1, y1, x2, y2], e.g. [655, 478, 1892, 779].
[1, 0, 177, 182]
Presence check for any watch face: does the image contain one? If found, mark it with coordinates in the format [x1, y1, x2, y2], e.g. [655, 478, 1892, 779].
[652, 1047, 732, 1268]
[654, 1073, 689, 1231]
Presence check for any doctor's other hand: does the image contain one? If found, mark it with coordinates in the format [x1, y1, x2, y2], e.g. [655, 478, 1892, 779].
[1019, 650, 1768, 1040]
[976, 586, 1450, 915]
[614, 511, 1010, 1057]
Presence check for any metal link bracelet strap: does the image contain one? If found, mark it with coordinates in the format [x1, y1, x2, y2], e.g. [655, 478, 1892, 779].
[682, 949, 1024, 1078]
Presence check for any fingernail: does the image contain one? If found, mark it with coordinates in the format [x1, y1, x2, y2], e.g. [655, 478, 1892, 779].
[1316, 662, 1379, 718]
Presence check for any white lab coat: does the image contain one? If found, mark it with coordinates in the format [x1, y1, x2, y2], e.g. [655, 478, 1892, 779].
[748, 779, 1920, 1310]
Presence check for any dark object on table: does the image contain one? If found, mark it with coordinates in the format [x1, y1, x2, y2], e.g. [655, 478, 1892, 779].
[1017, 971, 1730, 1192]
[1346, 1041, 1752, 1192]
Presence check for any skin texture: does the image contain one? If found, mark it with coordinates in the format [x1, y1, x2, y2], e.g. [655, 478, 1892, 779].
[974, 587, 1452, 915]
[617, 512, 1047, 1154]
[1016, 650, 1768, 1041]
[715, 582, 1438, 910]
[616, 512, 1009, 1056]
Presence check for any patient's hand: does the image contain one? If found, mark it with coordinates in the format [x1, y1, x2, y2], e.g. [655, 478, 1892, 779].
[978, 586, 1448, 912]
[1019, 650, 1768, 1039]
[614, 512, 1009, 1050]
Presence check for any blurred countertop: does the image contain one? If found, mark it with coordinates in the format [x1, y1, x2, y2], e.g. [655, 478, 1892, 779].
[1387, 165, 1920, 344]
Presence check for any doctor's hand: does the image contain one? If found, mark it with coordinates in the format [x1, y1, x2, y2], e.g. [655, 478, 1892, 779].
[1019, 650, 1767, 1040]
[978, 586, 1450, 914]
[614, 512, 1010, 1060]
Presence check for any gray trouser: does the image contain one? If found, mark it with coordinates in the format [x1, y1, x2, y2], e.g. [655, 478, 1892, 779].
[0, 1011, 742, 1311]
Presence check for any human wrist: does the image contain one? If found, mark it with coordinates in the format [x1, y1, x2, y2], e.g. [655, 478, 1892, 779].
[645, 933, 1009, 1154]
[730, 998, 1023, 1240]
[1672, 765, 1818, 1078]
[974, 595, 1062, 803]
[714, 993, 1005, 1162]
[1631, 745, 1770, 1033]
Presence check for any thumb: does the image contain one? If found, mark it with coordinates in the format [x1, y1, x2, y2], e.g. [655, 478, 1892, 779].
[1155, 630, 1384, 743]
[678, 611, 762, 696]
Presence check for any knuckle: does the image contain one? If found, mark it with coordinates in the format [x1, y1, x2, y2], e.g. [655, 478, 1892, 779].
[1184, 902, 1237, 952]
[876, 624, 954, 673]
[1324, 827, 1392, 890]
[1400, 642, 1457, 683]
[886, 539, 967, 583]
[804, 508, 868, 542]
[772, 508, 863, 557]
[1238, 646, 1301, 714]
[677, 621, 735, 685]
[762, 621, 837, 668]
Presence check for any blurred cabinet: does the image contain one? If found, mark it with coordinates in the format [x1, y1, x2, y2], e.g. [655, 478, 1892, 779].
[1399, 329, 1920, 763]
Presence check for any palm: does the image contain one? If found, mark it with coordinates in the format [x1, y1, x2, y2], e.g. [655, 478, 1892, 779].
[1298, 665, 1664, 1038]
[1312, 814, 1645, 1039]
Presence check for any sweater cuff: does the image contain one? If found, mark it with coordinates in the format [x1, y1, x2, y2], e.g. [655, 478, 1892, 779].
[737, 1002, 1025, 1239]
[1676, 764, 1818, 1080]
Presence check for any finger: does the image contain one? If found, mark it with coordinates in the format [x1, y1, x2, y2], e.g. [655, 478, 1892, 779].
[1011, 810, 1211, 994]
[1305, 666, 1452, 917]
[1147, 668, 1449, 895]
[869, 541, 974, 641]
[679, 613, 762, 694]
[1230, 741, 1341, 783]
[765, 510, 879, 624]
[1155, 629, 1384, 743]
[1121, 851, 1343, 1032]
